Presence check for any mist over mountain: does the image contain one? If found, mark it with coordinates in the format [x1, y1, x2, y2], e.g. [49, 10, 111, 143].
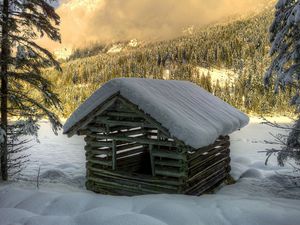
[47, 0, 274, 54]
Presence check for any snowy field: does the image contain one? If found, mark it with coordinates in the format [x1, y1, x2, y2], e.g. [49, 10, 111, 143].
[1, 117, 300, 225]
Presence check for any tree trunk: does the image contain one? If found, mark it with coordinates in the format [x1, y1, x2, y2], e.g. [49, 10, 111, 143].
[1, 0, 10, 181]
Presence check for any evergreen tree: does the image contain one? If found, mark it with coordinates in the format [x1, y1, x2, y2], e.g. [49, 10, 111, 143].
[264, 0, 300, 96]
[0, 0, 61, 180]
[265, 0, 300, 165]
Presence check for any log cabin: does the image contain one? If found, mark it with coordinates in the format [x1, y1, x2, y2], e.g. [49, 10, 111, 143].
[63, 78, 249, 195]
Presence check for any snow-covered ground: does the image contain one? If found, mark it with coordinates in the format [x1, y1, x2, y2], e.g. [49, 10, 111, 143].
[14, 121, 86, 189]
[1, 117, 300, 225]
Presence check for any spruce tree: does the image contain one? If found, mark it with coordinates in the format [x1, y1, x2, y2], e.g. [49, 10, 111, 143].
[265, 0, 300, 165]
[0, 0, 61, 180]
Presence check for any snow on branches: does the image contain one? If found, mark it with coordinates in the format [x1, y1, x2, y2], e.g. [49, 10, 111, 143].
[265, 0, 300, 110]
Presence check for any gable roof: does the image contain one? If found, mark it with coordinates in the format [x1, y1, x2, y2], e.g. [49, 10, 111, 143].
[63, 78, 249, 149]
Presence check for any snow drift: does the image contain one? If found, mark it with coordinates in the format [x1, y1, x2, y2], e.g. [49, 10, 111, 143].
[1, 186, 300, 225]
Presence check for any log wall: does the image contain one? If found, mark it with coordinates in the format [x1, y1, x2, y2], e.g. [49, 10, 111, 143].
[185, 136, 231, 195]
[82, 97, 231, 196]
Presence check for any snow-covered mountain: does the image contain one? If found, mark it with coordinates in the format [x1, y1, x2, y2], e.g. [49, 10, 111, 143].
[52, 0, 274, 58]
[59, 0, 103, 11]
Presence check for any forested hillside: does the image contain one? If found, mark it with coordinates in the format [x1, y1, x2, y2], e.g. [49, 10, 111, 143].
[44, 7, 296, 117]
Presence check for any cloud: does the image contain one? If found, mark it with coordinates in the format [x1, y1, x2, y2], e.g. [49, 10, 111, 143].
[45, 0, 273, 51]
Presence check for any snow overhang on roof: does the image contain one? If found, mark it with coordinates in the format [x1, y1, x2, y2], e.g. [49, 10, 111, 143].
[63, 78, 249, 149]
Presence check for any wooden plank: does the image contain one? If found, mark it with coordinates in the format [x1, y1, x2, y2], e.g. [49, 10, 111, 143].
[88, 158, 113, 167]
[188, 157, 230, 183]
[155, 168, 185, 178]
[154, 159, 182, 167]
[87, 164, 182, 185]
[106, 126, 132, 132]
[112, 140, 116, 170]
[188, 147, 230, 170]
[189, 157, 229, 178]
[188, 163, 227, 186]
[106, 111, 144, 118]
[149, 144, 155, 176]
[185, 170, 227, 195]
[188, 151, 230, 175]
[88, 176, 177, 194]
[116, 163, 142, 172]
[89, 171, 179, 191]
[117, 147, 145, 158]
[188, 143, 230, 163]
[117, 128, 145, 136]
[95, 118, 154, 128]
[88, 133, 177, 147]
[88, 177, 161, 194]
[117, 153, 145, 165]
[85, 140, 113, 148]
[85, 148, 111, 156]
[84, 145, 110, 151]
[152, 150, 186, 160]
[116, 142, 142, 151]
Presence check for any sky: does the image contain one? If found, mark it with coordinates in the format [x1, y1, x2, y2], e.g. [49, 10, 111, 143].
[45, 0, 274, 55]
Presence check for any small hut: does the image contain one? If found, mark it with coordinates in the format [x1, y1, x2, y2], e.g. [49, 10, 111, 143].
[63, 78, 249, 195]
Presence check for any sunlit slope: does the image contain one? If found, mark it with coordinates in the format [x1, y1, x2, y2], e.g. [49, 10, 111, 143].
[45, 8, 290, 117]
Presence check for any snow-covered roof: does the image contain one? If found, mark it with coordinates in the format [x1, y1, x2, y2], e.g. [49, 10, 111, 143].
[63, 78, 249, 149]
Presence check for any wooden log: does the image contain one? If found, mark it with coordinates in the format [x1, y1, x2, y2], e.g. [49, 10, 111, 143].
[85, 148, 111, 156]
[85, 144, 110, 151]
[116, 142, 143, 151]
[152, 150, 186, 160]
[112, 140, 116, 170]
[188, 143, 230, 163]
[154, 159, 183, 168]
[188, 164, 228, 187]
[94, 117, 154, 128]
[85, 140, 113, 148]
[185, 170, 227, 195]
[87, 164, 182, 185]
[155, 167, 185, 178]
[188, 157, 230, 183]
[186, 168, 227, 193]
[116, 154, 144, 163]
[88, 133, 177, 147]
[92, 184, 143, 196]
[188, 152, 230, 177]
[189, 157, 230, 180]
[117, 152, 144, 162]
[106, 111, 144, 119]
[149, 144, 155, 176]
[117, 128, 145, 136]
[85, 126, 106, 133]
[188, 147, 230, 171]
[115, 163, 142, 171]
[117, 147, 145, 158]
[89, 172, 179, 192]
[88, 176, 178, 194]
[116, 164, 142, 173]
[188, 136, 230, 158]
[88, 177, 162, 194]
[106, 126, 132, 133]
[88, 159, 112, 167]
